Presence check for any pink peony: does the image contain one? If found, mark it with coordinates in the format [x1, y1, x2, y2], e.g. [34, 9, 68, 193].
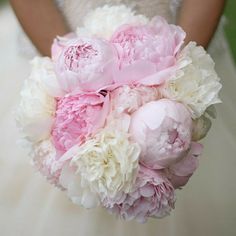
[51, 92, 109, 153]
[110, 16, 185, 86]
[103, 165, 175, 223]
[168, 142, 203, 189]
[52, 36, 116, 92]
[129, 99, 192, 169]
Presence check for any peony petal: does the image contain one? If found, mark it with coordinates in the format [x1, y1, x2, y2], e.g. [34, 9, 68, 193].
[139, 66, 175, 86]
[52, 92, 109, 153]
[170, 142, 203, 177]
[91, 94, 110, 134]
[78, 60, 115, 92]
[170, 174, 191, 189]
[113, 60, 156, 85]
[130, 101, 165, 131]
[22, 117, 54, 142]
[81, 190, 100, 209]
[51, 38, 64, 62]
[51, 33, 77, 61]
[59, 163, 75, 189]
[139, 184, 155, 197]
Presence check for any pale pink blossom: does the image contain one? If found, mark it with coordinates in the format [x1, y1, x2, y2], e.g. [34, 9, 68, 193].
[110, 85, 160, 114]
[111, 16, 185, 86]
[51, 93, 109, 153]
[103, 165, 175, 223]
[52, 36, 116, 92]
[129, 99, 192, 169]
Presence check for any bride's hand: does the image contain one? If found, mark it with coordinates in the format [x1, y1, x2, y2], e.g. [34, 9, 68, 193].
[177, 0, 226, 48]
[10, 0, 70, 56]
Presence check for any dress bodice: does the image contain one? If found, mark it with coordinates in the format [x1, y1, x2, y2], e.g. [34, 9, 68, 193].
[56, 0, 182, 30]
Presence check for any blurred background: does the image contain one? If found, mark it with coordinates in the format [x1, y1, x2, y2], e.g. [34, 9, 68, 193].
[224, 0, 236, 62]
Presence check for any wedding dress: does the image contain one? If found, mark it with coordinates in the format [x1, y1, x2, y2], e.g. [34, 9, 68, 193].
[0, 0, 236, 235]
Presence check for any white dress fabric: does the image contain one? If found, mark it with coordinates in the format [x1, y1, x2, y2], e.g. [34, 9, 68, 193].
[0, 0, 236, 235]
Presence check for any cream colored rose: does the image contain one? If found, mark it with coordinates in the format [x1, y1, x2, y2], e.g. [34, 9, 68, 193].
[71, 128, 141, 199]
[161, 42, 222, 119]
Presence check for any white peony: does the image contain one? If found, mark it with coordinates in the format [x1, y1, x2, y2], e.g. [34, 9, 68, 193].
[76, 4, 149, 39]
[161, 42, 222, 119]
[70, 127, 141, 200]
[111, 85, 160, 114]
[29, 57, 65, 97]
[16, 57, 59, 142]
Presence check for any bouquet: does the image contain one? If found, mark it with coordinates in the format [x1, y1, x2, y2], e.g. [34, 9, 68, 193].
[16, 5, 222, 223]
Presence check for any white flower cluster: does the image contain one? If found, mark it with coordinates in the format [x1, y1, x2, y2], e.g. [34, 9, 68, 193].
[76, 4, 149, 39]
[63, 127, 141, 208]
[161, 42, 222, 119]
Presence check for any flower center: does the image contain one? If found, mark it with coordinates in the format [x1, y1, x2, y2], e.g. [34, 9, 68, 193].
[64, 44, 98, 71]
